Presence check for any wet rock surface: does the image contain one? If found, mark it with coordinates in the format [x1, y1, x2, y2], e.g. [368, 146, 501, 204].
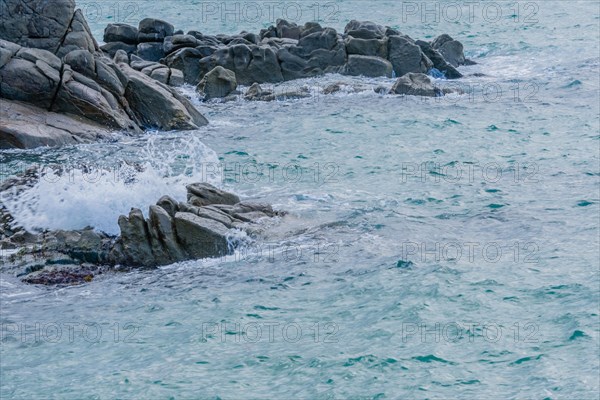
[0, 0, 208, 150]
[1, 176, 283, 283]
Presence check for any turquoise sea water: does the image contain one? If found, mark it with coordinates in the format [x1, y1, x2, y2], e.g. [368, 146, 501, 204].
[1, 1, 599, 398]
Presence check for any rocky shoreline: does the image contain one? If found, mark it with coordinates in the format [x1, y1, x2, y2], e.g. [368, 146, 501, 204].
[1, 172, 282, 284]
[1, 0, 475, 284]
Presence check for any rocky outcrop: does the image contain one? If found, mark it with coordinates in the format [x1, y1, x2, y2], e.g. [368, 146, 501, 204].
[1, 179, 283, 280]
[196, 66, 237, 100]
[0, 100, 114, 149]
[389, 73, 443, 97]
[109, 17, 473, 86]
[0, 0, 209, 149]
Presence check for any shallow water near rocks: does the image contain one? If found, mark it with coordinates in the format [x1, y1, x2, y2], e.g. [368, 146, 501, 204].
[1, 1, 599, 398]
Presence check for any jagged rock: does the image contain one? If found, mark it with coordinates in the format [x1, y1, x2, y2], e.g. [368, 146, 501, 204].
[147, 205, 187, 264]
[242, 83, 310, 102]
[388, 35, 433, 77]
[100, 41, 137, 57]
[57, 9, 98, 57]
[415, 40, 462, 79]
[138, 18, 175, 42]
[345, 37, 388, 58]
[113, 49, 130, 64]
[120, 64, 208, 130]
[174, 213, 231, 259]
[0, 50, 61, 109]
[431, 34, 465, 67]
[244, 82, 266, 100]
[276, 19, 302, 40]
[163, 34, 199, 55]
[52, 64, 138, 132]
[136, 42, 165, 62]
[64, 49, 96, 77]
[179, 203, 235, 228]
[187, 183, 241, 207]
[164, 47, 209, 84]
[0, 100, 113, 149]
[157, 195, 179, 217]
[0, 0, 75, 52]
[344, 20, 386, 40]
[197, 66, 237, 100]
[104, 24, 139, 45]
[113, 208, 154, 267]
[344, 55, 393, 78]
[150, 67, 170, 84]
[390, 72, 441, 97]
[202, 44, 284, 85]
[169, 69, 184, 86]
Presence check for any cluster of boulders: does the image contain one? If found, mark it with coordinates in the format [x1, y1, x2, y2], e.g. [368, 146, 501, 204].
[0, 0, 208, 150]
[1, 177, 281, 283]
[102, 17, 474, 90]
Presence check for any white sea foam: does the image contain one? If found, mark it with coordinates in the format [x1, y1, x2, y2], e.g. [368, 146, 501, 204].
[1, 135, 222, 235]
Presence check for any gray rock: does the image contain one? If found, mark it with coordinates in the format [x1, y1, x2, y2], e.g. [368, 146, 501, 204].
[179, 203, 235, 228]
[244, 82, 267, 100]
[297, 28, 339, 54]
[16, 47, 62, 70]
[164, 47, 207, 84]
[277, 48, 310, 80]
[204, 44, 284, 85]
[187, 183, 241, 207]
[0, 0, 75, 52]
[344, 55, 393, 78]
[415, 40, 462, 79]
[157, 195, 179, 217]
[113, 208, 154, 267]
[388, 35, 432, 77]
[431, 34, 465, 67]
[390, 72, 441, 97]
[168, 68, 184, 86]
[104, 24, 139, 45]
[344, 20, 386, 39]
[101, 41, 137, 57]
[57, 9, 98, 57]
[95, 58, 126, 95]
[0, 57, 60, 109]
[147, 205, 187, 264]
[276, 19, 301, 40]
[0, 100, 113, 149]
[113, 49, 130, 64]
[163, 34, 199, 55]
[52, 65, 138, 132]
[138, 18, 175, 41]
[197, 66, 238, 100]
[345, 37, 388, 58]
[150, 67, 170, 85]
[174, 213, 231, 259]
[64, 49, 96, 77]
[136, 42, 165, 62]
[0, 39, 21, 68]
[121, 64, 208, 130]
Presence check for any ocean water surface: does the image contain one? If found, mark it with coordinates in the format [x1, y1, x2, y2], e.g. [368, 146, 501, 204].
[1, 1, 599, 398]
